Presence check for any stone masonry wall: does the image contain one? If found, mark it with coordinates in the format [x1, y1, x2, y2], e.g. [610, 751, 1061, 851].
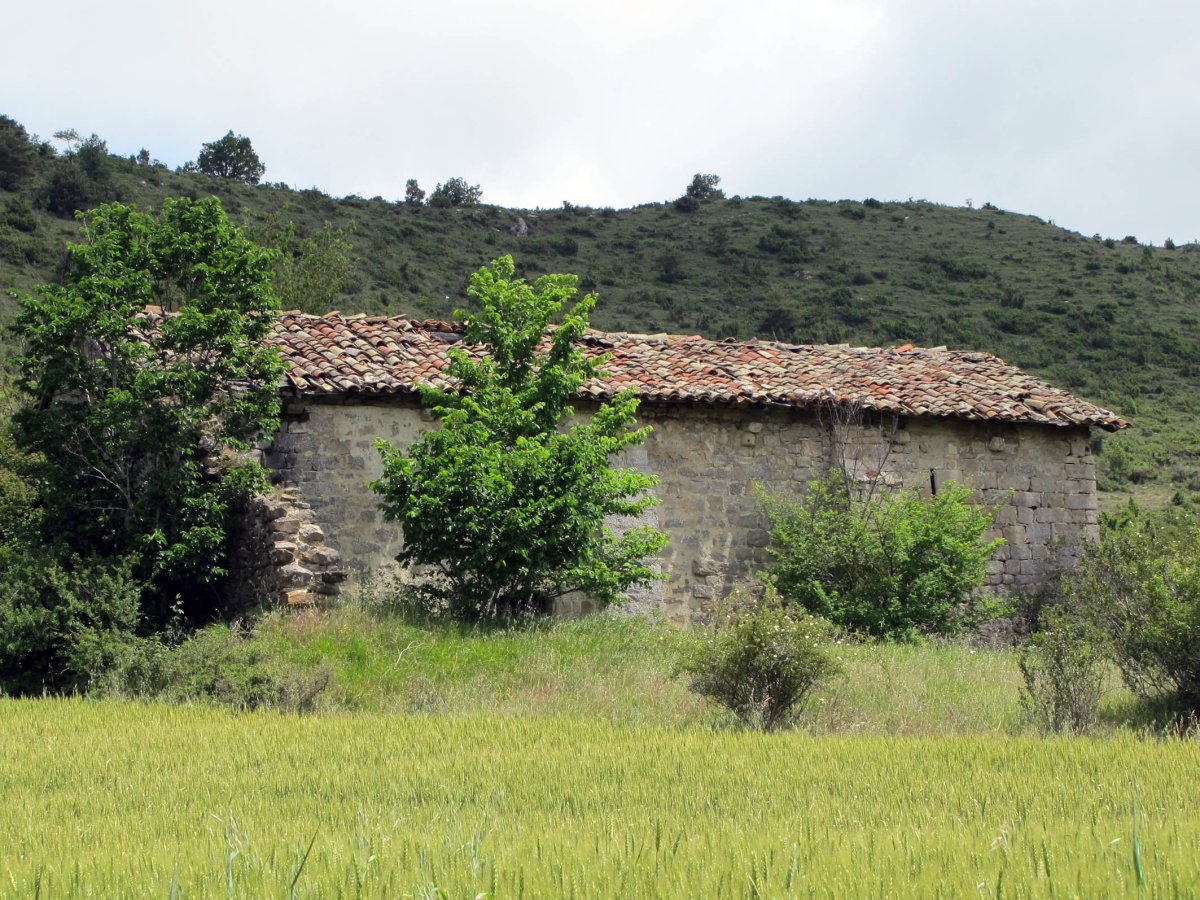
[260, 396, 1098, 623]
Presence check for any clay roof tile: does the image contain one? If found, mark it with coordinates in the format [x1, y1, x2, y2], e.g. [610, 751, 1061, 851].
[266, 313, 1129, 431]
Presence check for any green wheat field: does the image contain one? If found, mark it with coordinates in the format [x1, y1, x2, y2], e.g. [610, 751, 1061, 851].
[3, 698, 1198, 898]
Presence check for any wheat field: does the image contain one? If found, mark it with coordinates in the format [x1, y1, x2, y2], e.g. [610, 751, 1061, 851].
[2, 698, 1198, 898]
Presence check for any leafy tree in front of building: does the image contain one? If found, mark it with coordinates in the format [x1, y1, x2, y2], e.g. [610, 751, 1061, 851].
[13, 196, 282, 632]
[371, 255, 667, 618]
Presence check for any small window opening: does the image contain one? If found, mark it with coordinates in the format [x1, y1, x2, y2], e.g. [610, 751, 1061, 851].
[930, 468, 939, 496]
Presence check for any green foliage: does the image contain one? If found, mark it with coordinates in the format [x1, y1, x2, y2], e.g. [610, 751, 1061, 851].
[684, 172, 724, 202]
[0, 115, 36, 190]
[40, 157, 97, 216]
[371, 256, 667, 618]
[428, 176, 482, 208]
[760, 471, 1004, 638]
[1018, 606, 1106, 734]
[1071, 510, 1200, 712]
[98, 622, 331, 711]
[252, 217, 355, 312]
[0, 549, 146, 694]
[403, 178, 425, 205]
[196, 131, 266, 184]
[678, 583, 841, 731]
[12, 197, 282, 620]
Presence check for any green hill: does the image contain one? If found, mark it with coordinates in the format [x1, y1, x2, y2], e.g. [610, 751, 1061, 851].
[1, 116, 1197, 503]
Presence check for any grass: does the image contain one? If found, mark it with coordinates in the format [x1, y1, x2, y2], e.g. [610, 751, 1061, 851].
[2, 697, 1197, 897]
[111, 605, 1150, 738]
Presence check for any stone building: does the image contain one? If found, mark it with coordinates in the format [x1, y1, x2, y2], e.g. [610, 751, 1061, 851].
[245, 312, 1126, 622]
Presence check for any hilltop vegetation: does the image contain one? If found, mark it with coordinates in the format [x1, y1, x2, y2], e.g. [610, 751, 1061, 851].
[1, 115, 1198, 497]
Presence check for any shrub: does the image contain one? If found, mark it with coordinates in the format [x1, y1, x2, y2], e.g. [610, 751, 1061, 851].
[0, 550, 146, 694]
[1071, 511, 1200, 712]
[99, 622, 331, 711]
[760, 470, 1004, 639]
[679, 584, 841, 731]
[1018, 607, 1106, 734]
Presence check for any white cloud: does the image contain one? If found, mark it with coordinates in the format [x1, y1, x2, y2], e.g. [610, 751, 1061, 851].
[2, 0, 1197, 240]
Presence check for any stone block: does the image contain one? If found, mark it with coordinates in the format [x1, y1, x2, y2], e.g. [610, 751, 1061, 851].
[273, 517, 302, 535]
[285, 590, 316, 606]
[746, 529, 770, 548]
[298, 523, 325, 543]
[269, 542, 296, 565]
[692, 556, 726, 577]
[747, 422, 763, 434]
[302, 545, 341, 567]
[279, 562, 314, 588]
[1066, 494, 1097, 511]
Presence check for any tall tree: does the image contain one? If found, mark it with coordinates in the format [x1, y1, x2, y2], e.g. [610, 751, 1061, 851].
[196, 131, 266, 184]
[14, 197, 282, 619]
[428, 177, 482, 208]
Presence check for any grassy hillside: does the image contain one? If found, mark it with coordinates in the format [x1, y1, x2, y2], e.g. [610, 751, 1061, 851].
[2, 116, 1198, 499]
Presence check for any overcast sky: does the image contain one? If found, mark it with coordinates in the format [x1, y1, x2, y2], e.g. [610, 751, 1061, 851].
[4, 0, 1197, 243]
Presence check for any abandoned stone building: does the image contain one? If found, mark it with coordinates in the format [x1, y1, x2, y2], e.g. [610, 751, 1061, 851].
[245, 312, 1127, 623]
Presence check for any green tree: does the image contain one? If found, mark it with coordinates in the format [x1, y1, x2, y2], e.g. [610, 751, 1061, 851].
[760, 471, 1004, 638]
[370, 255, 667, 618]
[252, 216, 355, 313]
[0, 115, 36, 190]
[13, 197, 282, 621]
[197, 131, 266, 184]
[685, 172, 724, 201]
[428, 176, 482, 208]
[404, 178, 425, 205]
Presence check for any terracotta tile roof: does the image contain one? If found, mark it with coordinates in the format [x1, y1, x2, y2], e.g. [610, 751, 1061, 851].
[270, 311, 1128, 431]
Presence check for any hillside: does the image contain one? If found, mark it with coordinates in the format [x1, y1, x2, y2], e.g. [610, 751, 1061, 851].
[1, 117, 1197, 502]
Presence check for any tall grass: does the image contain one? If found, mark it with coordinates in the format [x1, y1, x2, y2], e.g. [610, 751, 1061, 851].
[1, 699, 1196, 897]
[126, 607, 1142, 735]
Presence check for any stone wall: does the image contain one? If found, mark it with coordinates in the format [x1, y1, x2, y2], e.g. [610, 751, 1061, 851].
[259, 395, 1098, 622]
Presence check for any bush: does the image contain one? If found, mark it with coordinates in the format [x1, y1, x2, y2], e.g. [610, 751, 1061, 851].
[0, 551, 146, 694]
[679, 584, 841, 731]
[99, 622, 331, 711]
[760, 470, 1004, 639]
[1018, 608, 1105, 734]
[1071, 512, 1200, 712]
